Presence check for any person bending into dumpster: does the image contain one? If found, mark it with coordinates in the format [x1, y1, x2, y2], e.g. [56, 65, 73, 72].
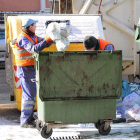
[13, 19, 53, 128]
[83, 36, 115, 51]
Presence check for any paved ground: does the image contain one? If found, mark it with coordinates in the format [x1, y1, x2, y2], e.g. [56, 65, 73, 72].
[0, 69, 140, 140]
[0, 69, 13, 104]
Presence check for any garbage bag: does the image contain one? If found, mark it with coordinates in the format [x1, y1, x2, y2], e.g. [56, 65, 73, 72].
[46, 22, 71, 51]
[59, 21, 71, 38]
[123, 92, 140, 111]
[46, 22, 61, 40]
[129, 81, 140, 94]
[56, 36, 70, 51]
[116, 97, 125, 118]
[122, 80, 131, 100]
[125, 104, 140, 121]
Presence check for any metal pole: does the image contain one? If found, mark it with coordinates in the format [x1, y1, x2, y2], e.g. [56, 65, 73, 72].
[52, 0, 54, 13]
[65, 0, 68, 14]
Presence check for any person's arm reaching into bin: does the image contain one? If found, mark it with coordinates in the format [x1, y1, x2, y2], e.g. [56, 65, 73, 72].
[18, 35, 53, 53]
[104, 44, 114, 50]
[17, 20, 53, 53]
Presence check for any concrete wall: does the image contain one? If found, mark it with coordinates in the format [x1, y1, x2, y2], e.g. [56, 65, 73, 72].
[46, 0, 50, 8]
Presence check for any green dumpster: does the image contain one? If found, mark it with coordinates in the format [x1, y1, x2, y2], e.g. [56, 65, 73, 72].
[34, 50, 122, 138]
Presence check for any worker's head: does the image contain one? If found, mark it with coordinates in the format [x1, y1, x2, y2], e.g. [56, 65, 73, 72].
[83, 36, 98, 51]
[22, 18, 38, 33]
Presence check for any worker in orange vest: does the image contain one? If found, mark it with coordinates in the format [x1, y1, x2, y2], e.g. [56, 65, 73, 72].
[83, 36, 115, 50]
[13, 18, 53, 128]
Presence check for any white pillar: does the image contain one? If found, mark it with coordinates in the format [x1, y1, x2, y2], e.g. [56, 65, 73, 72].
[40, 0, 46, 12]
[79, 0, 93, 14]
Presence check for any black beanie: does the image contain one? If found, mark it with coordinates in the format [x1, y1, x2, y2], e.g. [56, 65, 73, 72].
[83, 36, 98, 50]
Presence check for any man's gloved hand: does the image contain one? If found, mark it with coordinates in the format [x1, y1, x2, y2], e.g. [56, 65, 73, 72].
[45, 35, 53, 44]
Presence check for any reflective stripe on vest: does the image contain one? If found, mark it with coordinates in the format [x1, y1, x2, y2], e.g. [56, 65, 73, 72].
[16, 49, 28, 53]
[15, 55, 33, 60]
[98, 38, 116, 50]
[21, 106, 33, 111]
[13, 32, 38, 66]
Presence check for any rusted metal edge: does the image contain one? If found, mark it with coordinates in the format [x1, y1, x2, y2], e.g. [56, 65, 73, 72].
[40, 96, 119, 101]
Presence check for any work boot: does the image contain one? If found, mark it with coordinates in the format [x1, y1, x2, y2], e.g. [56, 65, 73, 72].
[28, 115, 38, 123]
[21, 118, 36, 128]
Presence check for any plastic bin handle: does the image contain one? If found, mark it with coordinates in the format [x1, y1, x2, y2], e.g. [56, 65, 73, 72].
[45, 20, 70, 28]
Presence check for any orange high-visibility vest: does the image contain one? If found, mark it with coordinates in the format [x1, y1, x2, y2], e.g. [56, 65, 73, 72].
[13, 32, 38, 66]
[98, 38, 116, 50]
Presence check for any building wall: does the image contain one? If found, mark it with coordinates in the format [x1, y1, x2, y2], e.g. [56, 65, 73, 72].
[0, 0, 50, 11]
[46, 0, 50, 8]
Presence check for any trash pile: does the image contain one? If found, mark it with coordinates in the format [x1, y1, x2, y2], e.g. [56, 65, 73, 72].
[116, 80, 140, 122]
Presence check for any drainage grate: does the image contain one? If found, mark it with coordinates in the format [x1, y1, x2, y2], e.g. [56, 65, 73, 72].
[50, 135, 87, 140]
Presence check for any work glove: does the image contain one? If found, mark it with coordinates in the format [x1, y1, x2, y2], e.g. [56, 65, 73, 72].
[45, 35, 53, 44]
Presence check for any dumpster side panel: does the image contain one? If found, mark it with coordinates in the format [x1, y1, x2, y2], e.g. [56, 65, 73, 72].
[35, 51, 121, 123]
[37, 95, 116, 123]
[36, 51, 122, 101]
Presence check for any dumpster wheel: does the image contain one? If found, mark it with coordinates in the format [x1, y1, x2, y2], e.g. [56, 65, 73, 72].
[94, 121, 100, 129]
[36, 120, 43, 131]
[94, 123, 98, 129]
[98, 122, 111, 135]
[40, 125, 53, 139]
